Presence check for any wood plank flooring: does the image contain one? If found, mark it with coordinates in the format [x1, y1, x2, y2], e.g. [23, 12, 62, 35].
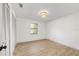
[13, 39, 79, 56]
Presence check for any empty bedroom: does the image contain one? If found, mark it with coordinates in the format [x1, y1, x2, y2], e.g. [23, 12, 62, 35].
[13, 3, 79, 56]
[0, 3, 79, 56]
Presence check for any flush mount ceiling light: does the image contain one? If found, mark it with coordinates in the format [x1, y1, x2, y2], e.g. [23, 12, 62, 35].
[38, 9, 49, 18]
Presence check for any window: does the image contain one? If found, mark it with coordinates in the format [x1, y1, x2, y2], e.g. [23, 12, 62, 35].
[30, 23, 38, 34]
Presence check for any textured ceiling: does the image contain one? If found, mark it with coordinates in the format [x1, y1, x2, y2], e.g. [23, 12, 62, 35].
[12, 3, 79, 22]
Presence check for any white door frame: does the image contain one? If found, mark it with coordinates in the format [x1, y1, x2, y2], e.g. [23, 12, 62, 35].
[0, 3, 6, 56]
[2, 3, 10, 56]
[1, 3, 16, 56]
[5, 3, 10, 56]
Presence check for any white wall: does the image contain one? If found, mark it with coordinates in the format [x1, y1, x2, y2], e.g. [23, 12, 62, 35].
[46, 12, 79, 50]
[16, 18, 46, 43]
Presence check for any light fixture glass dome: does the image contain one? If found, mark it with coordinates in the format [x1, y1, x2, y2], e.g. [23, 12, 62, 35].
[38, 9, 49, 18]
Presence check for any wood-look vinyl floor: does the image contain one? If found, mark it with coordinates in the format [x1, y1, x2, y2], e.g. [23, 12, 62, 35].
[13, 39, 79, 56]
